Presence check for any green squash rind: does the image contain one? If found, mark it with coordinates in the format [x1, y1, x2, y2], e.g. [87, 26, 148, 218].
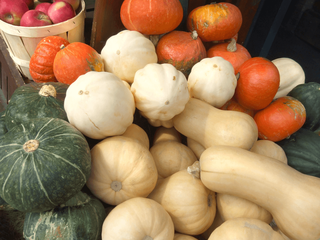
[0, 110, 7, 140]
[0, 117, 91, 212]
[5, 82, 69, 130]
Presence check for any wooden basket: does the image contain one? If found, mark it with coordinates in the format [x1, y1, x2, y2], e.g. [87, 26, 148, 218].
[0, 0, 86, 80]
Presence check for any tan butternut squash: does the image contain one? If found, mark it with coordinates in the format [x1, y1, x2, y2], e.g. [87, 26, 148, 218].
[187, 137, 205, 159]
[250, 140, 287, 164]
[200, 145, 320, 240]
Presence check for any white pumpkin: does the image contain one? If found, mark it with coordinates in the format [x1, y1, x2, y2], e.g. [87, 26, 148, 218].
[64, 71, 135, 139]
[100, 30, 158, 84]
[131, 63, 189, 127]
[188, 57, 237, 108]
[272, 57, 305, 99]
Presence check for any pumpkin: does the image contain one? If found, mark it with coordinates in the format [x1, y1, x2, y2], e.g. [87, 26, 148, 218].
[101, 197, 175, 240]
[207, 38, 251, 74]
[53, 42, 104, 85]
[29, 36, 70, 83]
[254, 96, 306, 142]
[188, 57, 237, 108]
[0, 117, 91, 212]
[156, 30, 207, 77]
[5, 82, 69, 130]
[219, 97, 256, 118]
[187, 137, 205, 159]
[234, 57, 280, 110]
[153, 125, 181, 145]
[200, 210, 225, 240]
[131, 63, 189, 127]
[100, 30, 158, 84]
[199, 145, 320, 240]
[276, 127, 320, 178]
[148, 161, 216, 235]
[172, 98, 258, 150]
[120, 0, 183, 36]
[174, 233, 198, 240]
[23, 191, 106, 240]
[187, 2, 242, 42]
[272, 58, 305, 99]
[64, 71, 135, 139]
[86, 124, 158, 206]
[287, 82, 320, 131]
[208, 218, 285, 240]
[150, 127, 197, 179]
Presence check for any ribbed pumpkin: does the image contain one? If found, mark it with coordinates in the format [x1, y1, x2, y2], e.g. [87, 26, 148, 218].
[187, 2, 242, 42]
[120, 0, 183, 35]
[156, 30, 207, 77]
[5, 82, 69, 130]
[53, 42, 104, 85]
[23, 192, 106, 240]
[219, 97, 256, 118]
[0, 117, 91, 212]
[29, 36, 70, 83]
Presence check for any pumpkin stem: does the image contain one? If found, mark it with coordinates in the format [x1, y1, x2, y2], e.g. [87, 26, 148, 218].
[39, 84, 57, 98]
[23, 140, 39, 153]
[187, 161, 200, 179]
[191, 30, 198, 40]
[60, 191, 91, 207]
[142, 236, 153, 240]
[236, 72, 240, 80]
[227, 38, 237, 52]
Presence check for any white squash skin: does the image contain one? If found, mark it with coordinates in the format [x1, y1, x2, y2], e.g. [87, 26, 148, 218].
[101, 30, 158, 83]
[188, 57, 237, 108]
[174, 233, 198, 240]
[131, 63, 190, 123]
[272, 58, 305, 99]
[187, 137, 205, 159]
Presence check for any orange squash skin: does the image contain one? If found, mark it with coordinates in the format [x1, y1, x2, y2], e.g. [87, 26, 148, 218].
[120, 0, 183, 35]
[254, 96, 306, 142]
[187, 2, 242, 42]
[53, 42, 104, 85]
[220, 97, 256, 118]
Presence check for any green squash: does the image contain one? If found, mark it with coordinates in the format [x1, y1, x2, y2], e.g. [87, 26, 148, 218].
[0, 110, 7, 139]
[276, 128, 320, 178]
[0, 117, 91, 212]
[23, 191, 106, 240]
[287, 82, 320, 131]
[5, 82, 69, 130]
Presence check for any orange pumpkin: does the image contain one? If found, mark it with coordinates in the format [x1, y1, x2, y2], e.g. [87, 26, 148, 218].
[29, 36, 70, 83]
[207, 38, 251, 74]
[156, 30, 207, 77]
[254, 96, 306, 142]
[120, 0, 183, 35]
[53, 42, 104, 85]
[234, 57, 280, 111]
[220, 97, 256, 118]
[187, 2, 242, 42]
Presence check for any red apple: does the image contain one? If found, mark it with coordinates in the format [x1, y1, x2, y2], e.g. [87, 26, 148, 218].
[0, 0, 29, 25]
[35, 2, 51, 15]
[20, 10, 52, 27]
[47, 1, 75, 24]
[21, 0, 34, 9]
[53, 0, 80, 11]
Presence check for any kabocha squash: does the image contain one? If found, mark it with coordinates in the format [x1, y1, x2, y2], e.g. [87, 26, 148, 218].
[199, 145, 320, 240]
[86, 124, 158, 206]
[156, 30, 207, 77]
[23, 191, 106, 240]
[53, 42, 104, 85]
[272, 57, 305, 99]
[220, 97, 255, 118]
[29, 36, 70, 83]
[172, 98, 258, 150]
[148, 161, 216, 235]
[208, 218, 285, 240]
[64, 71, 135, 139]
[101, 197, 175, 240]
[187, 2, 242, 42]
[254, 96, 306, 142]
[287, 82, 320, 131]
[0, 117, 91, 212]
[131, 63, 189, 128]
[276, 128, 320, 178]
[5, 82, 69, 130]
[0, 110, 7, 139]
[100, 30, 158, 84]
[120, 0, 183, 35]
[188, 57, 237, 108]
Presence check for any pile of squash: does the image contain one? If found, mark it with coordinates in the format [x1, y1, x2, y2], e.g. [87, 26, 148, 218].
[1, 0, 320, 240]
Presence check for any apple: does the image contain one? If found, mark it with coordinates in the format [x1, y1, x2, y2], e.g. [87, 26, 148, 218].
[21, 0, 34, 9]
[0, 0, 29, 25]
[53, 0, 80, 11]
[20, 10, 52, 27]
[47, 1, 75, 24]
[35, 2, 51, 15]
